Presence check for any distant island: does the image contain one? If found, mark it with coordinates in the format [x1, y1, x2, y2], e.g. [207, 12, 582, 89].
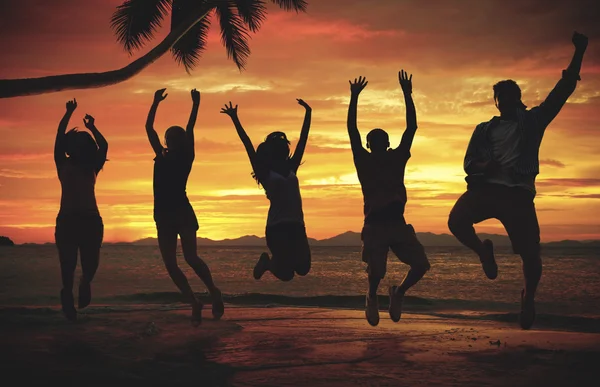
[125, 231, 600, 248]
[0, 236, 15, 246]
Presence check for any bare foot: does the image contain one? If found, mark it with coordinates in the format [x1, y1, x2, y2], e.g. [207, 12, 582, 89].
[191, 302, 203, 327]
[211, 288, 225, 320]
[253, 252, 270, 280]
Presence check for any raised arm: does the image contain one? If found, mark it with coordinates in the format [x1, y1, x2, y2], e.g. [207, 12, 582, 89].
[145, 89, 167, 156]
[186, 88, 200, 160]
[220, 102, 265, 181]
[397, 69, 417, 152]
[347, 76, 368, 156]
[54, 98, 77, 171]
[83, 114, 108, 173]
[290, 99, 312, 172]
[533, 32, 588, 130]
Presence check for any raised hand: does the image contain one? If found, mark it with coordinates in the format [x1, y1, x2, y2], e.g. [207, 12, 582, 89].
[296, 98, 311, 110]
[191, 88, 200, 104]
[572, 31, 588, 51]
[399, 69, 413, 94]
[83, 114, 95, 129]
[220, 101, 238, 118]
[153, 88, 168, 103]
[66, 98, 77, 112]
[349, 76, 368, 96]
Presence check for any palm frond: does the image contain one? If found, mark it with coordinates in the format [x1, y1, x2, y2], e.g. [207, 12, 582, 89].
[170, 0, 212, 72]
[111, 0, 172, 54]
[215, 1, 251, 70]
[270, 0, 307, 12]
[235, 0, 267, 32]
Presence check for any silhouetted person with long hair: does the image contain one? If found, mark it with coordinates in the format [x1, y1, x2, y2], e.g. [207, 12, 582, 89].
[221, 99, 312, 282]
[146, 88, 224, 326]
[448, 32, 588, 330]
[347, 72, 431, 327]
[54, 98, 107, 321]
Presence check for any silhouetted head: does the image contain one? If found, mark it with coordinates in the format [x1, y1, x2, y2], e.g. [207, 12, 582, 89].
[252, 132, 292, 185]
[366, 128, 390, 153]
[65, 129, 98, 166]
[165, 126, 186, 152]
[493, 80, 527, 115]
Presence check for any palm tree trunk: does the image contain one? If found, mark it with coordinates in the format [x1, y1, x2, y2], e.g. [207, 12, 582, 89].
[0, 5, 213, 98]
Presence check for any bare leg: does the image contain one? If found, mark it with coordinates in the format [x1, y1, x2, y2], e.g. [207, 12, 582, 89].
[522, 249, 542, 301]
[448, 190, 497, 279]
[180, 229, 221, 297]
[78, 245, 100, 309]
[396, 264, 429, 294]
[368, 275, 380, 298]
[391, 239, 431, 295]
[268, 254, 295, 282]
[57, 242, 78, 320]
[157, 226, 202, 325]
[448, 209, 485, 256]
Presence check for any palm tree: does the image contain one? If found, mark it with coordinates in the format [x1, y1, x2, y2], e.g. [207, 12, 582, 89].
[0, 0, 307, 98]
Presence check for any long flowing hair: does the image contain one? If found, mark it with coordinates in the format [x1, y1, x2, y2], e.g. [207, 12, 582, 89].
[252, 131, 292, 186]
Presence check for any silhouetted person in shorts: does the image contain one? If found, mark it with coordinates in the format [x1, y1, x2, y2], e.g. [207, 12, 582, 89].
[448, 32, 588, 330]
[54, 98, 107, 321]
[347, 72, 431, 327]
[146, 88, 224, 326]
[221, 99, 312, 282]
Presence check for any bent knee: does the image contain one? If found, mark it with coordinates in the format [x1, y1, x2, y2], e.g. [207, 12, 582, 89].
[294, 259, 311, 277]
[411, 257, 431, 274]
[447, 212, 469, 235]
[163, 260, 180, 274]
[519, 244, 541, 263]
[279, 273, 295, 282]
[295, 266, 310, 277]
[183, 254, 201, 265]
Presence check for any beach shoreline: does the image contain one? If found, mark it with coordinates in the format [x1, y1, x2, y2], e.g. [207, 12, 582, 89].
[1, 304, 599, 386]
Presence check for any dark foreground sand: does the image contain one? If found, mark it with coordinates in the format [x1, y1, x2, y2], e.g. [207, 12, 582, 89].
[1, 305, 599, 386]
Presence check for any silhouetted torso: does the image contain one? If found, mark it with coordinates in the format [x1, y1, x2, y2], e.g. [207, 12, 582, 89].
[153, 150, 193, 216]
[263, 170, 304, 227]
[58, 160, 99, 217]
[485, 119, 535, 191]
[354, 147, 410, 224]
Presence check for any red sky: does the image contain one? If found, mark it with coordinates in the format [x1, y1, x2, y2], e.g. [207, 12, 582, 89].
[0, 0, 599, 243]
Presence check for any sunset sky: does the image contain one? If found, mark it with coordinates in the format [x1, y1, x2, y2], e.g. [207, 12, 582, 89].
[0, 0, 599, 244]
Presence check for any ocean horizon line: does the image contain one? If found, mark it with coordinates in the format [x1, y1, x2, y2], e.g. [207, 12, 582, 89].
[6, 230, 600, 247]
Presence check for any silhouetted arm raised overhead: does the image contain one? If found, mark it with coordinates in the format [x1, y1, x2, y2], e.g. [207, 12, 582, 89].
[290, 99, 312, 173]
[347, 76, 368, 156]
[397, 69, 417, 153]
[54, 98, 77, 171]
[186, 88, 201, 161]
[83, 114, 108, 174]
[221, 102, 266, 182]
[531, 32, 588, 133]
[145, 89, 167, 157]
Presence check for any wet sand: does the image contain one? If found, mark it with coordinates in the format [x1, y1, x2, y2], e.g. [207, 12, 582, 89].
[1, 305, 599, 386]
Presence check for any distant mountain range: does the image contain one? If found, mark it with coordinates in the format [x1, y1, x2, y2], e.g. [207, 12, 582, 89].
[123, 231, 600, 248]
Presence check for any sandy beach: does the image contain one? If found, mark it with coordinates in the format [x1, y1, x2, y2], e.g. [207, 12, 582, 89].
[2, 304, 599, 386]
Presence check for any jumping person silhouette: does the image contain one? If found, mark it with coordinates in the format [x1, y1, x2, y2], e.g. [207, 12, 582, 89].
[54, 98, 107, 321]
[448, 32, 588, 330]
[347, 71, 431, 327]
[146, 88, 224, 326]
[221, 99, 312, 282]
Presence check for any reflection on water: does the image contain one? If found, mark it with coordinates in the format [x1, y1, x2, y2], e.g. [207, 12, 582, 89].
[0, 245, 598, 316]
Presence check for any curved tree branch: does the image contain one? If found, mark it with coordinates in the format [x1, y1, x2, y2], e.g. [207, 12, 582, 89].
[0, 4, 213, 98]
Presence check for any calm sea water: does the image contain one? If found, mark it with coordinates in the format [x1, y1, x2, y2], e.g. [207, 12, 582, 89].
[0, 245, 599, 316]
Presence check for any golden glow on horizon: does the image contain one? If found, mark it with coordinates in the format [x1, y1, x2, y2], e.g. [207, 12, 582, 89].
[0, 1, 599, 243]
